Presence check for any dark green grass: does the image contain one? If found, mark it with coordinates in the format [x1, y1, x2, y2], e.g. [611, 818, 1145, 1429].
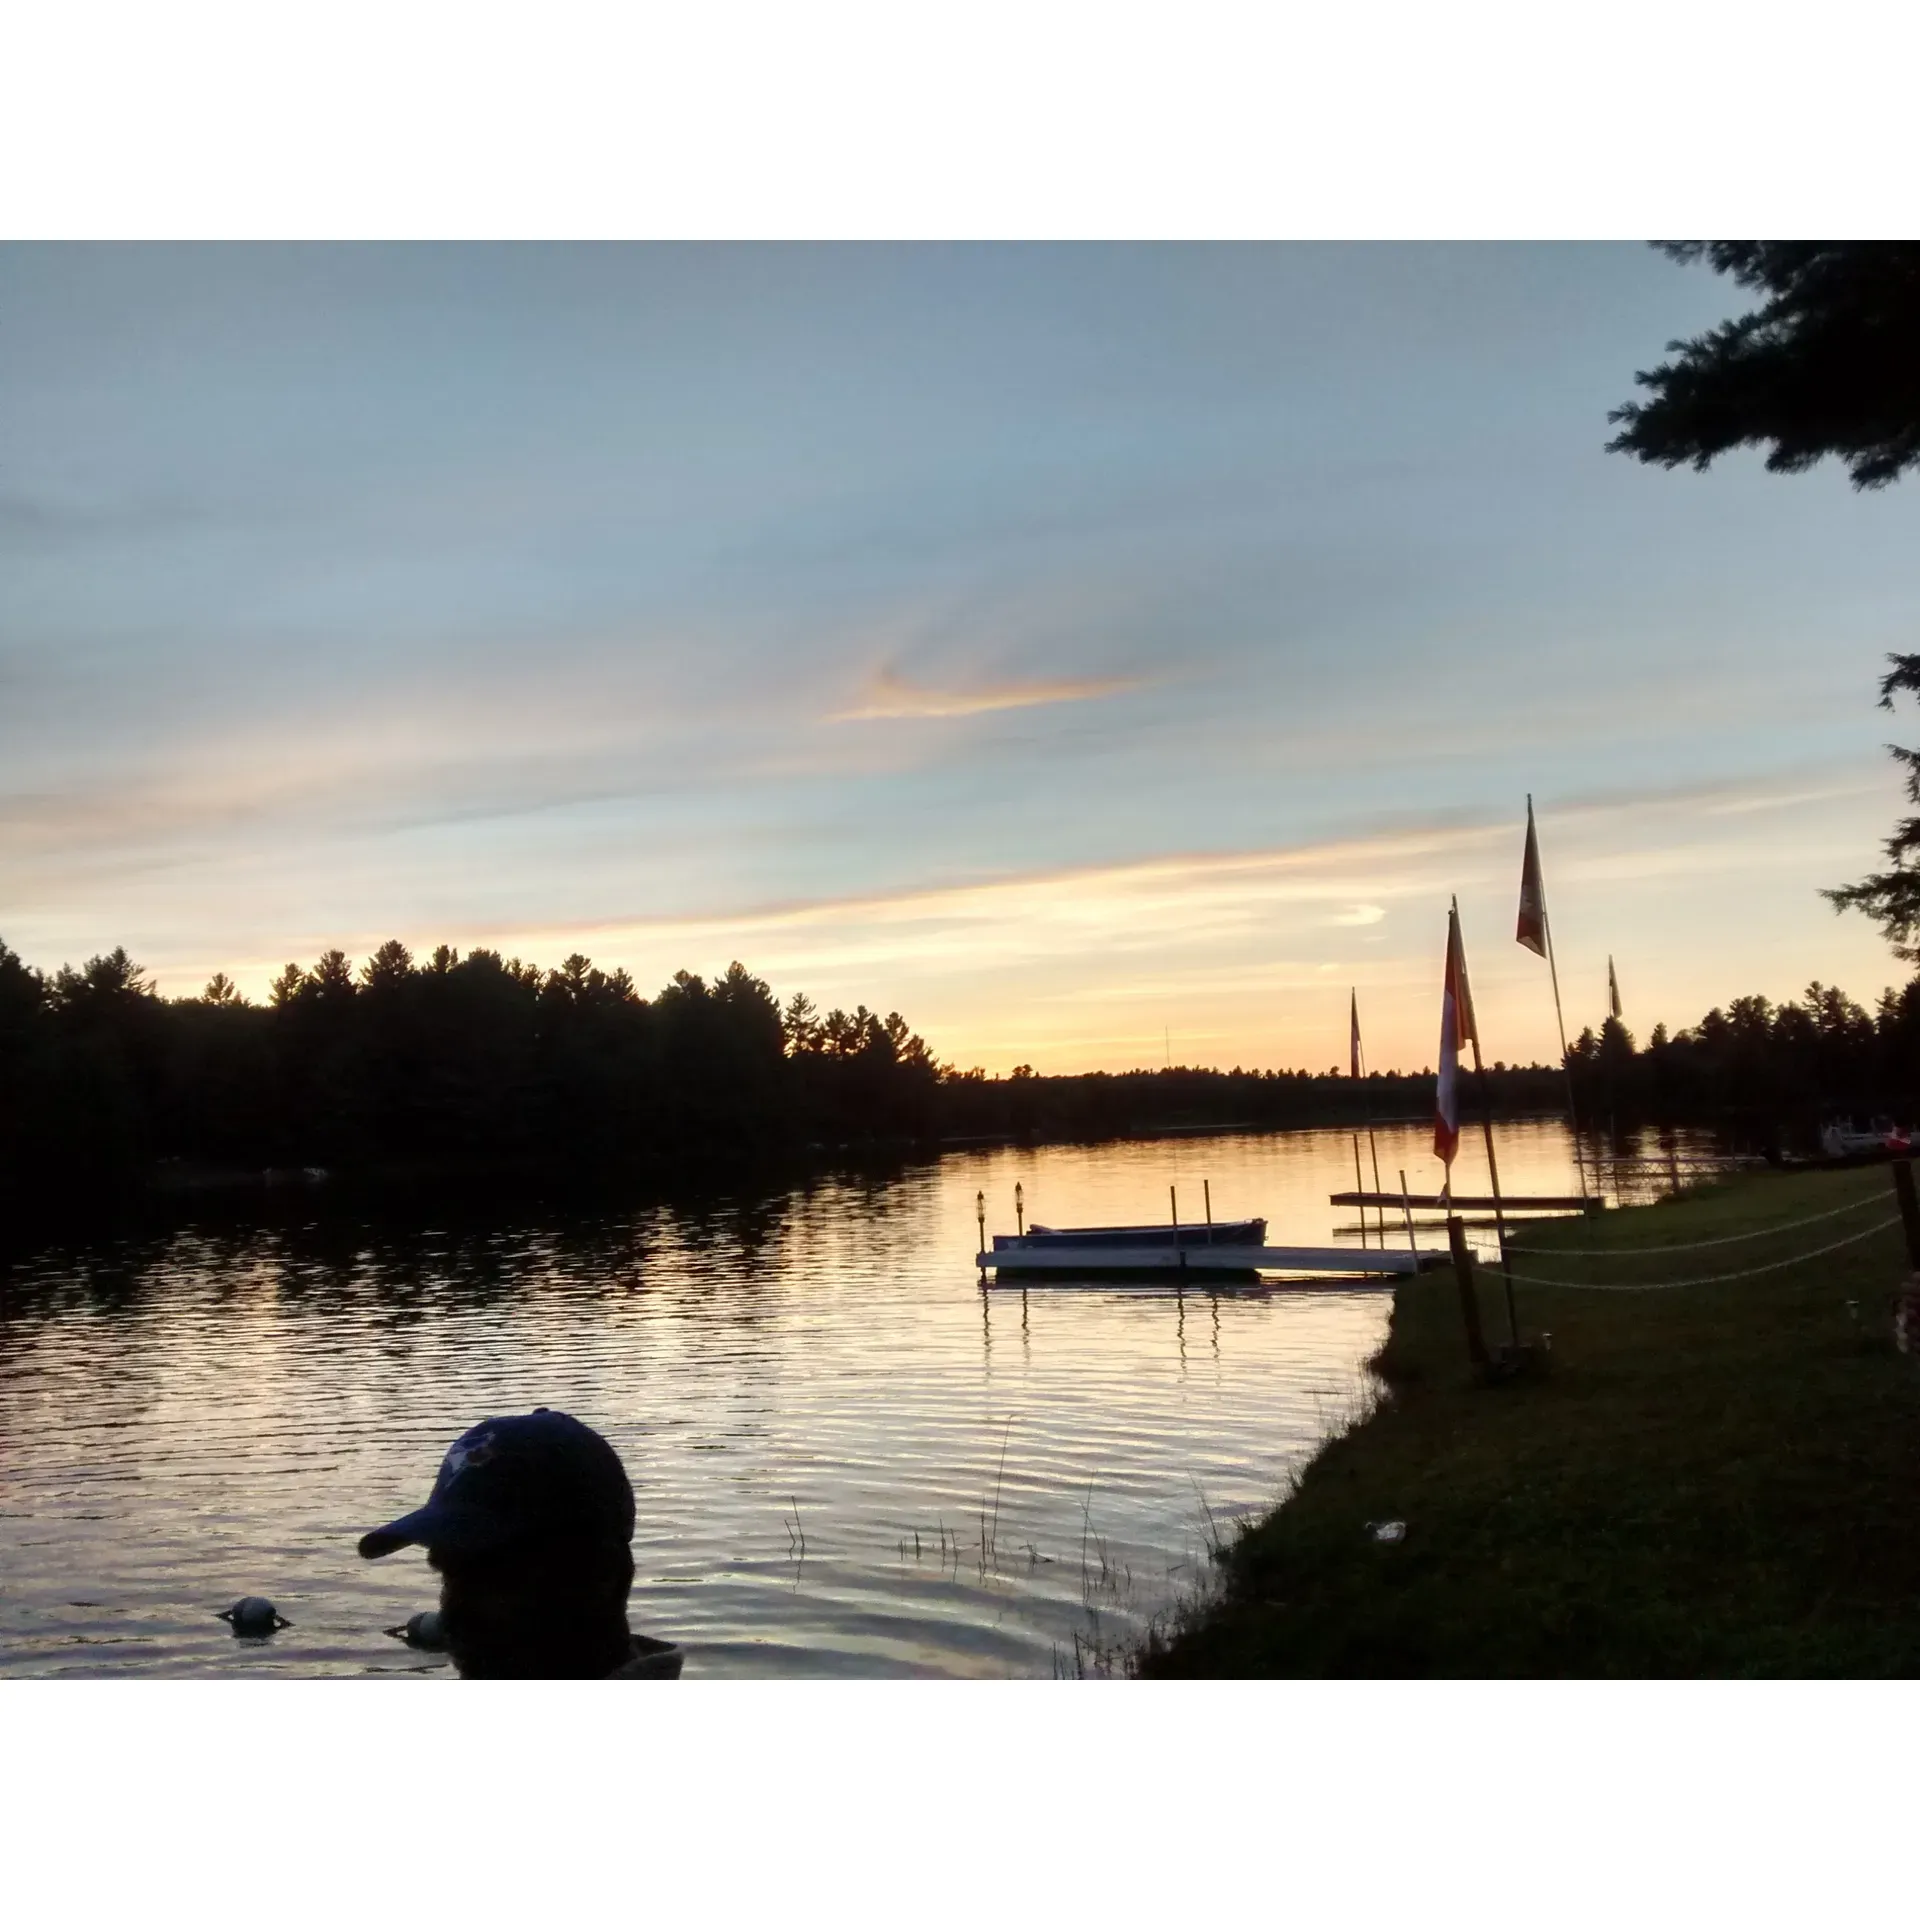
[1139, 1167, 1920, 1677]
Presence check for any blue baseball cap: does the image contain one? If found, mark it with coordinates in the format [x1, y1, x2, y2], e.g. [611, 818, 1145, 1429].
[357, 1410, 635, 1560]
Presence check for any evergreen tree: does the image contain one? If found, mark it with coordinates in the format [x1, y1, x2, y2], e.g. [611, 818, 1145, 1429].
[1825, 654, 1920, 959]
[1611, 245, 1920, 962]
[1609, 244, 1920, 489]
[361, 940, 415, 991]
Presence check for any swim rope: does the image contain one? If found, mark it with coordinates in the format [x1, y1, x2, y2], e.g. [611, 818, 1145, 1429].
[1501, 1210, 1902, 1293]
[1506, 1185, 1891, 1257]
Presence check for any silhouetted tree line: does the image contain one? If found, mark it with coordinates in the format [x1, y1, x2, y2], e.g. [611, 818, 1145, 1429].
[6, 931, 1916, 1209]
[935, 1059, 1570, 1142]
[0, 936, 940, 1204]
[942, 980, 1920, 1145]
[1566, 979, 1920, 1136]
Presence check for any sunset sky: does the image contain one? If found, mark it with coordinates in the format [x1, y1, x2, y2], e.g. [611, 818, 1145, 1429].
[3, 243, 1914, 1072]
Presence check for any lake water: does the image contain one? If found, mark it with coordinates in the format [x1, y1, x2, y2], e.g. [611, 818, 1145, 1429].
[0, 1119, 1708, 1678]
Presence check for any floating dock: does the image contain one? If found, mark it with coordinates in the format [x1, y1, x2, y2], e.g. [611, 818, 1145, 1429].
[977, 1242, 1446, 1280]
[1329, 1189, 1601, 1215]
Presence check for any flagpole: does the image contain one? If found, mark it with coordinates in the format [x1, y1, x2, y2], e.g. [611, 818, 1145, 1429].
[1454, 895, 1518, 1348]
[1606, 957, 1624, 1200]
[1530, 795, 1587, 1202]
[1435, 923, 1457, 1224]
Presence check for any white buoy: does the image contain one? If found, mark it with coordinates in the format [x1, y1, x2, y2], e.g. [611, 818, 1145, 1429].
[383, 1609, 448, 1651]
[218, 1596, 292, 1634]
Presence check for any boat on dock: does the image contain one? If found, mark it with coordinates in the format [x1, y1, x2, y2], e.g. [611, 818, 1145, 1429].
[979, 1234, 1443, 1284]
[995, 1217, 1265, 1252]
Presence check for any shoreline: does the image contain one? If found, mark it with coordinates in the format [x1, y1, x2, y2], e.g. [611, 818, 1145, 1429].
[0, 1109, 1592, 1251]
[1137, 1163, 1920, 1678]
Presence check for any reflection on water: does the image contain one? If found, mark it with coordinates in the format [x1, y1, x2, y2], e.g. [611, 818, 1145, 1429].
[0, 1120, 1708, 1677]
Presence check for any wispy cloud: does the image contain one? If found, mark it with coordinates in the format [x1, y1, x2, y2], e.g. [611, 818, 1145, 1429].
[0, 483, 200, 550]
[458, 820, 1512, 997]
[829, 664, 1144, 722]
[29, 768, 1898, 1079]
[1705, 780, 1886, 818]
[311, 775, 1897, 1074]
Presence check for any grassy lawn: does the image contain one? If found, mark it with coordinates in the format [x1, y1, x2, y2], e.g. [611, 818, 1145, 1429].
[1139, 1165, 1920, 1677]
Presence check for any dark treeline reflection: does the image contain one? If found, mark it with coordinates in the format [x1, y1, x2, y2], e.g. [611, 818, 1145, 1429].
[0, 937, 940, 1205]
[0, 1184, 815, 1331]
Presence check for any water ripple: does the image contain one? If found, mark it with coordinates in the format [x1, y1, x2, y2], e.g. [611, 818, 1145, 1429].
[0, 1120, 1689, 1676]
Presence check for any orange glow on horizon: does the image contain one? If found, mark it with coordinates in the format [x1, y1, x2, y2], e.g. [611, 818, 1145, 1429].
[127, 771, 1909, 1081]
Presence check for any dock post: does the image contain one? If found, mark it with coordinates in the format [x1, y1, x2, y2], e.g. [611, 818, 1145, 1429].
[1203, 1177, 1214, 1245]
[976, 1190, 986, 1260]
[1170, 1185, 1185, 1272]
[1352, 1135, 1368, 1250]
[1398, 1170, 1422, 1276]
[1892, 1160, 1920, 1268]
[1447, 1216, 1489, 1373]
[1015, 1181, 1024, 1236]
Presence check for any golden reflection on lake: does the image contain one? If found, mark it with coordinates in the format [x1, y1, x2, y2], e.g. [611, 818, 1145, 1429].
[0, 1120, 1695, 1676]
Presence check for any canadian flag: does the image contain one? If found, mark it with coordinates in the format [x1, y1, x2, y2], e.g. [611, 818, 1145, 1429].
[1516, 800, 1548, 958]
[1435, 903, 1476, 1167]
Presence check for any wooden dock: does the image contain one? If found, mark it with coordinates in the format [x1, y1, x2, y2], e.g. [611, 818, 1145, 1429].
[1329, 1189, 1601, 1215]
[977, 1243, 1446, 1278]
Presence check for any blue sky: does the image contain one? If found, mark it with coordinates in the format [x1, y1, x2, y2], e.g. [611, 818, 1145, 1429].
[2, 243, 1913, 1070]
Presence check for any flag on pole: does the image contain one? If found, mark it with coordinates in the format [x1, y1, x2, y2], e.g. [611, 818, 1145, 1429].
[1350, 989, 1362, 1079]
[1608, 956, 1622, 1021]
[1516, 801, 1548, 957]
[1435, 906, 1475, 1166]
[1518, 793, 1589, 1198]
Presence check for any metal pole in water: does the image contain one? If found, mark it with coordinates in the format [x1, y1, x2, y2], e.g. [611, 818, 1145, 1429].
[1367, 1129, 1386, 1247]
[1204, 1178, 1213, 1245]
[1352, 1134, 1369, 1250]
[1170, 1185, 1185, 1271]
[976, 1189, 986, 1259]
[1353, 999, 1387, 1245]
[1530, 794, 1588, 1203]
[1398, 1169, 1422, 1276]
[1454, 894, 1518, 1349]
[1015, 1180, 1024, 1235]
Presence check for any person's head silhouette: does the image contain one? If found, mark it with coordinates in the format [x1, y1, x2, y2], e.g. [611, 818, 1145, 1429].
[358, 1409, 652, 1679]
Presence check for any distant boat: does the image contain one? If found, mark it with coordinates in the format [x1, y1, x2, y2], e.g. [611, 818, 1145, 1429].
[1819, 1116, 1910, 1161]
